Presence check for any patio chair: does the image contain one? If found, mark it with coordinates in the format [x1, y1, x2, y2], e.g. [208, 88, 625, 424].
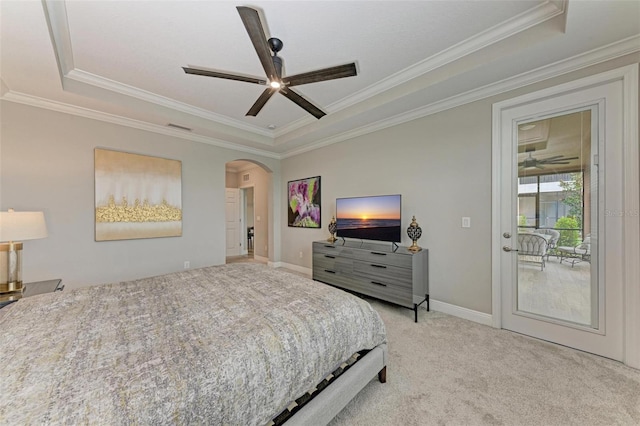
[517, 233, 548, 271]
[534, 229, 560, 260]
[557, 236, 591, 267]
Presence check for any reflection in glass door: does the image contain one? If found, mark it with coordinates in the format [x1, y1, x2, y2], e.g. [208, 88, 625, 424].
[515, 110, 597, 328]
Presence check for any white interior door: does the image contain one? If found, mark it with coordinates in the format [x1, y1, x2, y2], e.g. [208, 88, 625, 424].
[225, 188, 240, 257]
[492, 69, 636, 362]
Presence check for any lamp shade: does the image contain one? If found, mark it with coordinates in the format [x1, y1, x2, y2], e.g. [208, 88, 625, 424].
[0, 210, 48, 242]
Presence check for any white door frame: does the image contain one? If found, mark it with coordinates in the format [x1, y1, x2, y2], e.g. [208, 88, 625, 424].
[225, 188, 241, 257]
[239, 188, 246, 255]
[491, 64, 639, 368]
[240, 186, 255, 256]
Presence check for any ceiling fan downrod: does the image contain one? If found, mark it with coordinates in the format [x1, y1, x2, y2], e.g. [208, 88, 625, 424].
[268, 38, 283, 80]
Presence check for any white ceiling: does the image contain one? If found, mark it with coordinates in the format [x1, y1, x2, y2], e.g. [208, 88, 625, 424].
[1, 1, 639, 158]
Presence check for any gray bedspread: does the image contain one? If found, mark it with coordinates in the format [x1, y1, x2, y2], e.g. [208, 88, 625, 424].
[0, 264, 386, 425]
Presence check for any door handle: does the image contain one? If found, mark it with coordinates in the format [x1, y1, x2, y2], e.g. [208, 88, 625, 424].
[503, 246, 519, 252]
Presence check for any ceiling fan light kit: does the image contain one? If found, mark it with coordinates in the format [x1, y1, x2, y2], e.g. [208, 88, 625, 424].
[183, 6, 358, 119]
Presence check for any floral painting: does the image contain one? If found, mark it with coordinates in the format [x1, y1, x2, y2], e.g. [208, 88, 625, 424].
[95, 148, 182, 241]
[288, 176, 321, 228]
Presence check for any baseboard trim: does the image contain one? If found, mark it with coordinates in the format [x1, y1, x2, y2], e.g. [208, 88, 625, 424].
[427, 299, 493, 327]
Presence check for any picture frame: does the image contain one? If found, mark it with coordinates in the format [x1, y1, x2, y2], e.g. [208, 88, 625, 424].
[94, 148, 182, 241]
[288, 176, 321, 228]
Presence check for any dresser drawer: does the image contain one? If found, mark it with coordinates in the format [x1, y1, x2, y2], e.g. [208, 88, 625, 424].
[313, 253, 353, 274]
[315, 270, 412, 308]
[351, 249, 412, 268]
[313, 242, 371, 260]
[312, 242, 346, 256]
[313, 268, 362, 293]
[352, 260, 412, 289]
[357, 279, 413, 307]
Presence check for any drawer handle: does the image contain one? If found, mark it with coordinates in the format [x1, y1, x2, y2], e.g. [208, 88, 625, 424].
[371, 264, 387, 269]
[324, 245, 336, 249]
[371, 251, 387, 256]
[371, 281, 387, 287]
[324, 255, 336, 259]
[324, 269, 336, 274]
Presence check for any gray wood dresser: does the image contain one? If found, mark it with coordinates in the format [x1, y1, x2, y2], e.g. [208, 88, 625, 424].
[312, 240, 429, 322]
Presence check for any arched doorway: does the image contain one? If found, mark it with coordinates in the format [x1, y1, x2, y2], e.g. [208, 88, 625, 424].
[225, 159, 273, 264]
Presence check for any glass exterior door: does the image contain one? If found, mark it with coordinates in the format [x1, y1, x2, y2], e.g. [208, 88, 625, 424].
[515, 110, 597, 328]
[495, 65, 637, 365]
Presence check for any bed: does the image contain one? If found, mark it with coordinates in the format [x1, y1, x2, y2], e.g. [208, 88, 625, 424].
[0, 263, 387, 425]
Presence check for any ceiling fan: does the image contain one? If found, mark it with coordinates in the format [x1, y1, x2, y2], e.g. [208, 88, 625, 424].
[183, 6, 357, 119]
[518, 152, 579, 169]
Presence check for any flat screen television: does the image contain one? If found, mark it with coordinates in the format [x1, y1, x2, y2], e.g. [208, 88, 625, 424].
[336, 194, 402, 243]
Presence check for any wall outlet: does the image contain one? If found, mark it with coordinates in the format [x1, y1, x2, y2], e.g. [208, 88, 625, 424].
[462, 217, 471, 228]
[184, 261, 190, 269]
[299, 251, 303, 258]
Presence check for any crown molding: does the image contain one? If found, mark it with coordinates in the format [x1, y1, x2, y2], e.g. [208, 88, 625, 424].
[1, 91, 281, 159]
[65, 69, 273, 138]
[368, 1, 565, 95]
[275, 1, 566, 138]
[281, 34, 639, 159]
[4, 34, 636, 162]
[42, 0, 272, 139]
[19, 1, 639, 161]
[44, 0, 565, 144]
[42, 0, 74, 78]
[4, 33, 635, 162]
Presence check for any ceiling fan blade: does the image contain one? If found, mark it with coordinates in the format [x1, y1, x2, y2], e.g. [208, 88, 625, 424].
[280, 87, 325, 119]
[246, 88, 277, 117]
[283, 63, 357, 87]
[546, 156, 580, 163]
[236, 6, 278, 82]
[183, 67, 267, 85]
[539, 155, 565, 161]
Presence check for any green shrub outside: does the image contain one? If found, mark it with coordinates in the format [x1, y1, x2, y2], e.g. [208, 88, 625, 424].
[555, 216, 580, 247]
[518, 215, 528, 227]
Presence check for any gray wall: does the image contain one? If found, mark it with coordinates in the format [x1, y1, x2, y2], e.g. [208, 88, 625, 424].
[281, 101, 492, 314]
[280, 54, 640, 315]
[0, 102, 280, 290]
[1, 54, 636, 313]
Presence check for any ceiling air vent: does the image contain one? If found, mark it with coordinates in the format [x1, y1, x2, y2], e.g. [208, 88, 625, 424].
[167, 123, 192, 132]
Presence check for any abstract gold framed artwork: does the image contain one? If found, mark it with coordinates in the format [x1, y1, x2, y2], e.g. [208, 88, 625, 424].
[94, 148, 182, 241]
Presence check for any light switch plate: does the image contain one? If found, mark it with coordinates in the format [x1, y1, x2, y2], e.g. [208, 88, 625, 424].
[462, 217, 471, 228]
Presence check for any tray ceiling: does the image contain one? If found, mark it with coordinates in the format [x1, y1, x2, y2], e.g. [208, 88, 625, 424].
[1, 1, 639, 158]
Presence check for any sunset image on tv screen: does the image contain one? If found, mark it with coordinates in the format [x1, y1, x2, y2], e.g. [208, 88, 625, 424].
[336, 195, 401, 242]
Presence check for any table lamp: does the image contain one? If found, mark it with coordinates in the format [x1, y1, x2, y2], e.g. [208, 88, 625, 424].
[0, 209, 48, 294]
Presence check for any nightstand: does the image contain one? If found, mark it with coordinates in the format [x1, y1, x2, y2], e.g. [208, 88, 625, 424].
[0, 279, 63, 309]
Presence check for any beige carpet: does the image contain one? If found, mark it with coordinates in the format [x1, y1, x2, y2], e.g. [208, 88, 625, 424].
[330, 298, 640, 426]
